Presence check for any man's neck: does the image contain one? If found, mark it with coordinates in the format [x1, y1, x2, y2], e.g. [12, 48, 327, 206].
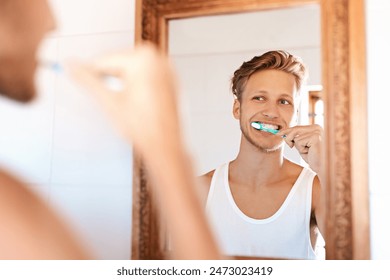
[230, 137, 287, 188]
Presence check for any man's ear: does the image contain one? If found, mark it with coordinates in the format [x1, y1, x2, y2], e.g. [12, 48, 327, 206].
[233, 98, 240, 120]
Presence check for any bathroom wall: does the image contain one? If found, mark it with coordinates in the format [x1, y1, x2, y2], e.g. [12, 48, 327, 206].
[366, 0, 390, 259]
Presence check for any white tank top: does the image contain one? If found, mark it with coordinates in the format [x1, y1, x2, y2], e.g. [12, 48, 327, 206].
[205, 162, 318, 259]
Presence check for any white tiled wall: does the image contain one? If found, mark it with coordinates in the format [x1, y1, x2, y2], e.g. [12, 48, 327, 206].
[169, 5, 320, 57]
[366, 0, 390, 259]
[169, 5, 321, 175]
[50, 0, 135, 36]
[0, 0, 135, 259]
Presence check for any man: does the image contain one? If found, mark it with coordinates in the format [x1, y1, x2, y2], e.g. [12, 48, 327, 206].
[0, 0, 89, 259]
[0, 0, 219, 259]
[201, 51, 325, 259]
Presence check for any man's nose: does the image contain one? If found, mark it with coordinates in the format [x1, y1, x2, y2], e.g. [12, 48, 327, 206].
[261, 104, 279, 119]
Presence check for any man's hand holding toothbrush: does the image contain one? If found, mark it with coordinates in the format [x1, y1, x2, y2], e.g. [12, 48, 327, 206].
[277, 124, 324, 178]
[69, 43, 220, 260]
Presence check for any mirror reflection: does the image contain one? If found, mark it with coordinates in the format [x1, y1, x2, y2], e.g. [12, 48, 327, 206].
[169, 4, 325, 259]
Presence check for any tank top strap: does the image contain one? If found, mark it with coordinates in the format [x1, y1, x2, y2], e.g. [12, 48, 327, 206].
[206, 162, 229, 208]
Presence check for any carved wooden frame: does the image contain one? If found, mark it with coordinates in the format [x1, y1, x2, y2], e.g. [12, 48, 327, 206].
[132, 0, 370, 259]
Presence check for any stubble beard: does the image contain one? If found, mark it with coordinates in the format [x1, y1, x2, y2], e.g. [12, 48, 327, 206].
[240, 123, 283, 153]
[0, 55, 36, 102]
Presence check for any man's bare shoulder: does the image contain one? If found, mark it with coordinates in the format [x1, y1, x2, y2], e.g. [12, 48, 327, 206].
[284, 160, 305, 178]
[0, 168, 45, 216]
[0, 168, 89, 258]
[0, 169, 27, 195]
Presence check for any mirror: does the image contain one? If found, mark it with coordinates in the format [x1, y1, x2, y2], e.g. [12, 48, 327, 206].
[132, 0, 370, 260]
[169, 5, 322, 177]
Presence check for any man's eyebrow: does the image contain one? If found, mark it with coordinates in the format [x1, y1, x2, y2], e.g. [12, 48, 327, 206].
[251, 91, 294, 98]
[251, 90, 268, 94]
[279, 93, 294, 98]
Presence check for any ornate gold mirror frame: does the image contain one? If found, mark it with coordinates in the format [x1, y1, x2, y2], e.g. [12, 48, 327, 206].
[132, 0, 370, 260]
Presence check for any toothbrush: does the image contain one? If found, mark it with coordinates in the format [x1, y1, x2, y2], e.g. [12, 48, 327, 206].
[39, 60, 124, 92]
[251, 121, 279, 135]
[39, 60, 64, 74]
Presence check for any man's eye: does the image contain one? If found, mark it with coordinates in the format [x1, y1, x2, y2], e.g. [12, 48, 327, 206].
[254, 96, 265, 101]
[280, 99, 291, 105]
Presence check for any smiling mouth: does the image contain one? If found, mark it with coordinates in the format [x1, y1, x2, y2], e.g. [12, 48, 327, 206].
[251, 122, 281, 134]
[260, 122, 280, 130]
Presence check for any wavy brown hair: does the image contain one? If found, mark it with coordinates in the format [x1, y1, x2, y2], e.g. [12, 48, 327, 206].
[231, 50, 307, 100]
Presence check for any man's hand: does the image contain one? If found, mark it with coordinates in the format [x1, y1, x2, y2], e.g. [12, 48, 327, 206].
[277, 124, 323, 174]
[69, 42, 181, 159]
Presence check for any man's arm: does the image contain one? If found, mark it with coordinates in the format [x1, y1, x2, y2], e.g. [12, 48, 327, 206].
[312, 175, 326, 239]
[70, 43, 221, 259]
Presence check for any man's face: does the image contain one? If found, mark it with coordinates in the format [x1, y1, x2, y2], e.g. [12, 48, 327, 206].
[0, 0, 55, 102]
[233, 69, 298, 152]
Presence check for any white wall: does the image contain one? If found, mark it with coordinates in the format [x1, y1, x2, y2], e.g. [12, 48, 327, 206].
[0, 0, 136, 259]
[366, 0, 390, 259]
[169, 5, 321, 175]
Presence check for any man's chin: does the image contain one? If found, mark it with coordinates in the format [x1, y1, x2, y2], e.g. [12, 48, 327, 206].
[0, 81, 36, 103]
[0, 58, 37, 103]
[247, 136, 283, 153]
[241, 128, 284, 153]
[262, 145, 283, 153]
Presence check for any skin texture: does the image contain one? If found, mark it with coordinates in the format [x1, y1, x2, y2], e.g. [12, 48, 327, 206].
[201, 69, 325, 253]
